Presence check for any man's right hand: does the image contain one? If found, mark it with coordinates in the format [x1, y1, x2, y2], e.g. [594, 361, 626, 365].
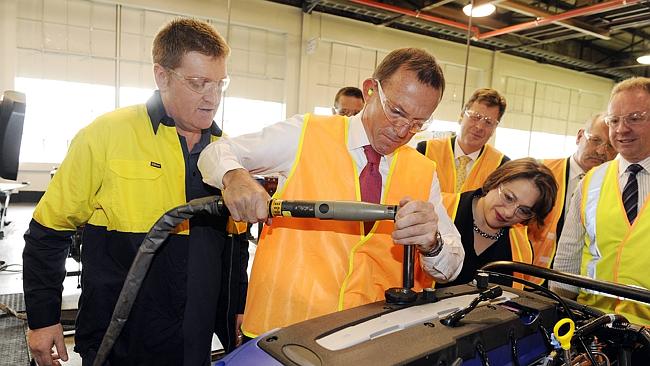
[222, 169, 271, 223]
[27, 323, 68, 366]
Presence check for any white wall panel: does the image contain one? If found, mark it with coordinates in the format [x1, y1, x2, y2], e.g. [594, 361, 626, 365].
[43, 0, 66, 23]
[230, 25, 249, 49]
[90, 28, 114, 57]
[67, 0, 90, 27]
[267, 54, 285, 79]
[43, 22, 66, 50]
[17, 19, 42, 49]
[91, 58, 115, 85]
[68, 25, 90, 54]
[42, 53, 67, 80]
[120, 33, 142, 62]
[91, 4, 115, 31]
[68, 55, 94, 82]
[16, 49, 43, 78]
[17, 0, 42, 19]
[144, 11, 171, 36]
[121, 8, 142, 34]
[249, 51, 267, 76]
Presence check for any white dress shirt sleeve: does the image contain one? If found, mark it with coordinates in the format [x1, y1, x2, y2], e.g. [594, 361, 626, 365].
[198, 114, 305, 189]
[550, 181, 585, 298]
[419, 171, 465, 283]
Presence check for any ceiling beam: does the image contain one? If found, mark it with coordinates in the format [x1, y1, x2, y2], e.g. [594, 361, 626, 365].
[477, 0, 639, 40]
[349, 0, 480, 35]
[497, 0, 611, 40]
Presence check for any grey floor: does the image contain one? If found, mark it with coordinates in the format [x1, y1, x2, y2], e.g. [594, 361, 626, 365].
[0, 202, 83, 365]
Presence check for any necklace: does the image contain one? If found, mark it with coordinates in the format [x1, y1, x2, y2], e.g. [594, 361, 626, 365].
[473, 221, 504, 241]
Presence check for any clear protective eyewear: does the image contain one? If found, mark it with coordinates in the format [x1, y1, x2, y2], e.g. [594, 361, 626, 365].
[603, 110, 650, 128]
[334, 107, 361, 117]
[497, 184, 535, 220]
[463, 109, 499, 128]
[375, 79, 434, 134]
[583, 131, 616, 155]
[167, 68, 230, 95]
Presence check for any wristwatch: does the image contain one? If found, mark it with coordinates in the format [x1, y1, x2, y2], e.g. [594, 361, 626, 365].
[421, 231, 444, 257]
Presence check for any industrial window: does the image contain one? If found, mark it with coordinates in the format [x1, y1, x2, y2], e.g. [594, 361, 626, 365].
[14, 0, 287, 163]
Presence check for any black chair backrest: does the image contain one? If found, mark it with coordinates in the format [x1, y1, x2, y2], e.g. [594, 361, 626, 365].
[0, 91, 26, 180]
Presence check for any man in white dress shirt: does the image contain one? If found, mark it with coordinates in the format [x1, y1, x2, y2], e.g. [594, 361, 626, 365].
[198, 48, 464, 337]
[528, 113, 616, 279]
[551, 77, 650, 325]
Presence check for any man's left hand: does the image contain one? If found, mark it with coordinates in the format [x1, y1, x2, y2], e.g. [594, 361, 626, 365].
[392, 197, 438, 252]
[235, 314, 244, 347]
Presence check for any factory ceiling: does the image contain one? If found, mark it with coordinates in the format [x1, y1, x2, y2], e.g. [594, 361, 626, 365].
[266, 0, 650, 81]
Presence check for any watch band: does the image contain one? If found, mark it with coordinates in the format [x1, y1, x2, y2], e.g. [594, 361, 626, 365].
[421, 231, 444, 257]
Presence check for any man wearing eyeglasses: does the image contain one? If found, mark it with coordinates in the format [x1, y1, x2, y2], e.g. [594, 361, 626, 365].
[417, 88, 509, 195]
[198, 48, 464, 338]
[551, 77, 650, 325]
[23, 19, 248, 365]
[332, 86, 365, 117]
[527, 113, 616, 285]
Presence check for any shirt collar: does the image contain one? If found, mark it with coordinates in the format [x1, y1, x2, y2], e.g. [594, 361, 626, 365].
[347, 110, 397, 158]
[145, 90, 223, 137]
[454, 138, 481, 161]
[569, 154, 586, 180]
[617, 155, 650, 177]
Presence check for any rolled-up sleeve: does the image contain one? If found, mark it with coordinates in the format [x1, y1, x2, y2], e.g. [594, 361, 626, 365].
[419, 171, 464, 283]
[198, 115, 304, 189]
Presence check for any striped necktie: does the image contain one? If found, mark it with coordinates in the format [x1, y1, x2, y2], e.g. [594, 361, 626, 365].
[622, 163, 643, 224]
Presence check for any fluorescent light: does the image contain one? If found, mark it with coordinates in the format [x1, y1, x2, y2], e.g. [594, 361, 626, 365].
[637, 55, 650, 65]
[463, 3, 496, 17]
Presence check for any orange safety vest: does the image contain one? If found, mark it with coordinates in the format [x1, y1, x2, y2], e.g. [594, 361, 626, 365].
[578, 161, 650, 325]
[424, 137, 505, 193]
[443, 193, 532, 290]
[241, 114, 437, 337]
[526, 158, 568, 284]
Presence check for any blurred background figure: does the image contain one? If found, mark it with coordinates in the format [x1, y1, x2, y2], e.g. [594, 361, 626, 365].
[332, 86, 364, 117]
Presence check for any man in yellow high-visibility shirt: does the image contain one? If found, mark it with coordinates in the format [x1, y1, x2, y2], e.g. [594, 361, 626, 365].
[23, 19, 248, 366]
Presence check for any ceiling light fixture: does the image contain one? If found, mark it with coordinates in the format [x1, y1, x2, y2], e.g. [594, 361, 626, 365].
[637, 55, 650, 65]
[463, 3, 496, 17]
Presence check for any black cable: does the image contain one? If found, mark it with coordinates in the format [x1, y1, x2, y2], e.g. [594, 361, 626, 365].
[0, 302, 27, 320]
[0, 263, 23, 273]
[476, 342, 491, 366]
[509, 329, 521, 366]
[562, 297, 605, 318]
[481, 261, 650, 305]
[440, 286, 502, 327]
[480, 271, 602, 365]
[478, 271, 575, 322]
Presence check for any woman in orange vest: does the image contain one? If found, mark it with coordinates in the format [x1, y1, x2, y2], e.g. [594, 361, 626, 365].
[438, 158, 557, 289]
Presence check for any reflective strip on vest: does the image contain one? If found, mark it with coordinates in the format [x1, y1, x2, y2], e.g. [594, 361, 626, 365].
[583, 162, 608, 283]
[424, 137, 503, 194]
[241, 114, 437, 337]
[578, 160, 650, 325]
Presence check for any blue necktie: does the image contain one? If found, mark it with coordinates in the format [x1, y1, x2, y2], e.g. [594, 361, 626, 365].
[622, 164, 643, 223]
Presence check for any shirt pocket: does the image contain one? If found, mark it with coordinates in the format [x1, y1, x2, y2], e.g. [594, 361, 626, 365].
[108, 159, 164, 232]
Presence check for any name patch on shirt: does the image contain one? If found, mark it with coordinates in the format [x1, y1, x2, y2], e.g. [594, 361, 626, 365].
[150, 161, 162, 169]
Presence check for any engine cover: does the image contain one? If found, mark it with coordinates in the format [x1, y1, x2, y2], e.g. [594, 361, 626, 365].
[217, 283, 561, 366]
